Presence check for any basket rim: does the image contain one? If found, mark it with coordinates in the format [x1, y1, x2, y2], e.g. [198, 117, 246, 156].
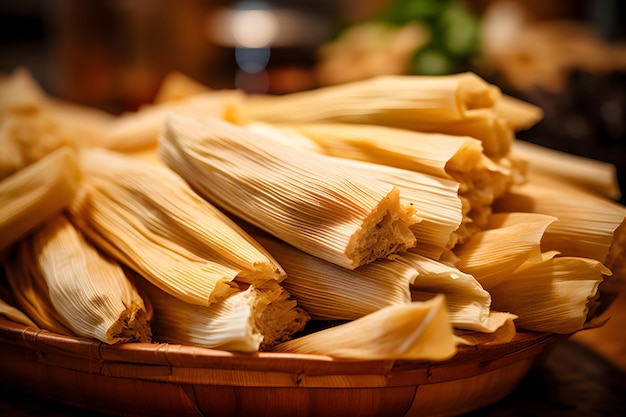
[0, 315, 562, 379]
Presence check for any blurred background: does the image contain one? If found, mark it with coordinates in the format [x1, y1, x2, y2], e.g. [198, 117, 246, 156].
[1, 0, 625, 201]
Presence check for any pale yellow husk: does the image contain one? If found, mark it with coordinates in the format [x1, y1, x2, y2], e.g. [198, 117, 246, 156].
[242, 122, 464, 259]
[400, 251, 517, 333]
[68, 148, 285, 307]
[493, 170, 626, 315]
[134, 276, 309, 352]
[511, 140, 622, 200]
[236, 72, 500, 126]
[4, 214, 152, 344]
[454, 212, 557, 290]
[322, 156, 464, 259]
[103, 90, 244, 152]
[277, 122, 517, 239]
[0, 146, 81, 253]
[493, 94, 544, 132]
[251, 231, 416, 320]
[273, 294, 458, 360]
[0, 68, 113, 178]
[488, 253, 609, 334]
[233, 72, 540, 158]
[159, 114, 419, 270]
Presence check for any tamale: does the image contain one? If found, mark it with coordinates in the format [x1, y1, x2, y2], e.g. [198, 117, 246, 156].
[322, 156, 464, 259]
[511, 139, 621, 200]
[4, 214, 151, 344]
[0, 146, 80, 253]
[0, 68, 112, 178]
[488, 253, 608, 334]
[159, 115, 419, 270]
[68, 148, 285, 307]
[279, 122, 515, 237]
[493, 170, 626, 314]
[252, 231, 415, 320]
[135, 275, 309, 352]
[234, 72, 526, 158]
[104, 90, 244, 152]
[400, 251, 517, 333]
[242, 123, 464, 258]
[0, 296, 39, 329]
[453, 212, 557, 290]
[272, 294, 458, 360]
[236, 72, 500, 126]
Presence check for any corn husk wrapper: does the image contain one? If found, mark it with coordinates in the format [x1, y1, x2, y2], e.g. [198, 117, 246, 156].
[494, 171, 626, 315]
[69, 148, 285, 307]
[511, 140, 621, 201]
[234, 72, 542, 158]
[104, 91, 243, 152]
[454, 318, 518, 346]
[494, 95, 544, 132]
[400, 251, 517, 333]
[488, 252, 609, 334]
[0, 68, 113, 179]
[244, 122, 464, 258]
[251, 231, 416, 320]
[279, 122, 516, 236]
[273, 294, 458, 360]
[135, 276, 308, 352]
[152, 71, 213, 104]
[4, 214, 152, 344]
[494, 172, 626, 264]
[0, 146, 81, 253]
[159, 115, 419, 270]
[326, 156, 464, 258]
[454, 212, 557, 290]
[244, 122, 465, 259]
[236, 72, 500, 126]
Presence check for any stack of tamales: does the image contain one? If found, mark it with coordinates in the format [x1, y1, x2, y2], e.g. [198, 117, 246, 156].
[0, 67, 624, 361]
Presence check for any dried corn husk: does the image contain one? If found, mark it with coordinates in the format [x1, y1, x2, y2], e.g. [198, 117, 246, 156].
[488, 253, 609, 334]
[251, 231, 415, 320]
[4, 214, 152, 344]
[236, 72, 500, 126]
[153, 71, 212, 104]
[494, 95, 544, 132]
[233, 72, 539, 158]
[400, 112, 514, 158]
[159, 115, 419, 270]
[278, 122, 516, 235]
[400, 251, 517, 333]
[104, 91, 243, 152]
[323, 156, 464, 258]
[494, 172, 626, 263]
[272, 294, 458, 360]
[0, 146, 80, 253]
[511, 140, 621, 201]
[68, 148, 285, 307]
[134, 275, 308, 351]
[0, 68, 112, 178]
[453, 212, 557, 290]
[493, 171, 626, 315]
[242, 122, 464, 258]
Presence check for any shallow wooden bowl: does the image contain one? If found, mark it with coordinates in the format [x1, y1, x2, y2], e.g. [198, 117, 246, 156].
[0, 317, 564, 417]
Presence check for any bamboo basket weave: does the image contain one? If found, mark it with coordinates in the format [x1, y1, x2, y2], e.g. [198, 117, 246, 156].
[0, 316, 563, 417]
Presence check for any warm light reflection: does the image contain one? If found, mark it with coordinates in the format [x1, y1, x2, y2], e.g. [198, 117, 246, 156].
[232, 9, 278, 48]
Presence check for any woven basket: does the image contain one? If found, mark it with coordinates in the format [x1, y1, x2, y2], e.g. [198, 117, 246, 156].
[0, 316, 564, 417]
